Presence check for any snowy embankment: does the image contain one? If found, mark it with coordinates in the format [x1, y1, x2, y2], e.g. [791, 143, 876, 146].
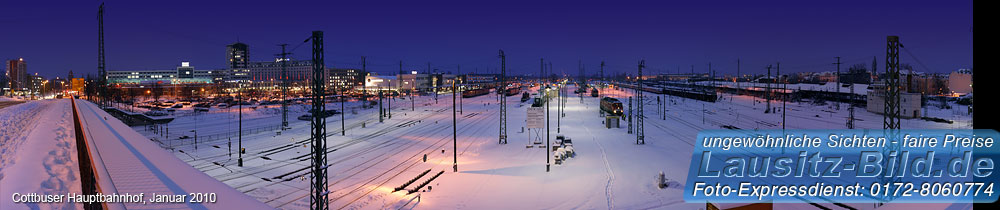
[0, 99, 82, 210]
[125, 85, 970, 209]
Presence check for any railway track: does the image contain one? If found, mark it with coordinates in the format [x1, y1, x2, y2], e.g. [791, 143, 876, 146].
[268, 96, 502, 209]
[205, 108, 443, 185]
[328, 105, 499, 210]
[240, 116, 456, 195]
[175, 104, 411, 171]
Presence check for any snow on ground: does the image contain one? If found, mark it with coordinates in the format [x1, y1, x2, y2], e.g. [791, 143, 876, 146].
[0, 96, 25, 102]
[0, 99, 82, 210]
[127, 85, 970, 210]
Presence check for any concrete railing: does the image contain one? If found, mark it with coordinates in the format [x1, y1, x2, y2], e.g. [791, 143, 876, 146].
[70, 98, 126, 210]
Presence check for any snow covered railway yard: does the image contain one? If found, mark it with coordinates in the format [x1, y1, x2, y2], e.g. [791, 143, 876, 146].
[124, 85, 969, 210]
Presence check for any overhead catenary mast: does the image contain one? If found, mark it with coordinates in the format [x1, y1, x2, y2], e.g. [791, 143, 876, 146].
[833, 57, 843, 110]
[408, 61, 414, 111]
[884, 36, 902, 130]
[458, 65, 462, 114]
[379, 78, 384, 123]
[879, 35, 903, 207]
[362, 56, 368, 108]
[308, 31, 329, 210]
[388, 71, 392, 119]
[847, 65, 855, 129]
[452, 68, 458, 172]
[779, 62, 786, 131]
[636, 59, 645, 144]
[277, 44, 291, 129]
[766, 64, 772, 114]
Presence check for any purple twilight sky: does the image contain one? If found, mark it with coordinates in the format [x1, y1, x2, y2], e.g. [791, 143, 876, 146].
[0, 0, 973, 78]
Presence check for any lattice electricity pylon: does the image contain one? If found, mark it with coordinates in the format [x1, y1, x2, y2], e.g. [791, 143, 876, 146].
[498, 50, 508, 144]
[884, 36, 902, 130]
[309, 31, 329, 210]
[878, 35, 903, 207]
[636, 60, 645, 144]
[765, 65, 772, 113]
[97, 3, 108, 108]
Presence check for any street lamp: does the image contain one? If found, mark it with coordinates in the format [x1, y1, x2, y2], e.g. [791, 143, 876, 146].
[238, 82, 244, 167]
[387, 79, 391, 119]
[452, 77, 458, 172]
[545, 86, 551, 172]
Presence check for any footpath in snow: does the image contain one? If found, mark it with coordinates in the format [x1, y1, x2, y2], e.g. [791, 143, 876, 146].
[1, 99, 82, 210]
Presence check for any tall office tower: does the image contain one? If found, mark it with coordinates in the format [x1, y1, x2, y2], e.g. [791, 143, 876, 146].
[227, 42, 250, 83]
[6, 58, 28, 94]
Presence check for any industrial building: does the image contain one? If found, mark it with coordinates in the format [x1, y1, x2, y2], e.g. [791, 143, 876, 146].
[396, 72, 456, 93]
[106, 62, 217, 85]
[328, 68, 361, 91]
[867, 82, 922, 118]
[247, 59, 312, 82]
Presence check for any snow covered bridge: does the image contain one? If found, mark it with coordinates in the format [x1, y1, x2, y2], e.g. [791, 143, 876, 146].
[70, 98, 268, 209]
